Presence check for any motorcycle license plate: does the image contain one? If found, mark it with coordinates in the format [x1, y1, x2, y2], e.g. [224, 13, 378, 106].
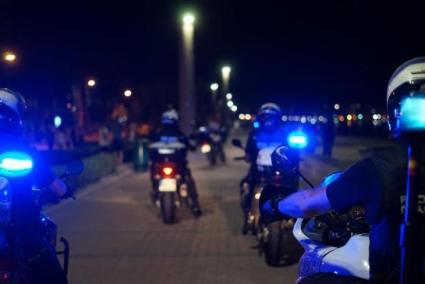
[159, 179, 177, 192]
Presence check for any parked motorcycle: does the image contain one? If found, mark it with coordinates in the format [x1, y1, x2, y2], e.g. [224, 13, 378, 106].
[0, 153, 84, 283]
[233, 131, 307, 266]
[268, 145, 370, 282]
[149, 141, 196, 224]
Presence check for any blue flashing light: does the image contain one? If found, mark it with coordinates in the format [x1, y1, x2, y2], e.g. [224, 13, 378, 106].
[321, 172, 343, 187]
[400, 97, 425, 131]
[253, 121, 260, 129]
[0, 151, 34, 178]
[288, 131, 308, 149]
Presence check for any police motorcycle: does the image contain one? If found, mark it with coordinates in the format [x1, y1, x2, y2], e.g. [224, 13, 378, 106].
[232, 130, 308, 266]
[149, 140, 196, 224]
[197, 126, 225, 166]
[266, 146, 370, 282]
[0, 151, 84, 283]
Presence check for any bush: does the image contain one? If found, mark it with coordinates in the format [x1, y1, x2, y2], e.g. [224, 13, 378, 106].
[52, 152, 117, 191]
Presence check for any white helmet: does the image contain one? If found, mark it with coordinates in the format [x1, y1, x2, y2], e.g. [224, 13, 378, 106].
[0, 88, 26, 134]
[161, 109, 179, 125]
[387, 57, 425, 137]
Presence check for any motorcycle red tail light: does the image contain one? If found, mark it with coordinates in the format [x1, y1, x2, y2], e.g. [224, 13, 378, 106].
[162, 167, 174, 176]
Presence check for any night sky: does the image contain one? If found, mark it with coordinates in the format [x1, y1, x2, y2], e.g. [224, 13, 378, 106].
[1, 0, 425, 115]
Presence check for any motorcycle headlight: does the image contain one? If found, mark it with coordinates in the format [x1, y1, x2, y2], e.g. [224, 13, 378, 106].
[0, 151, 33, 178]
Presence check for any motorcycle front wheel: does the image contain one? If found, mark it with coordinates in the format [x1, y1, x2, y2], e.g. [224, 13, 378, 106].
[264, 221, 282, 266]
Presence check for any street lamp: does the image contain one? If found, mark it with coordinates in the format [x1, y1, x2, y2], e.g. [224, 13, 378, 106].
[183, 13, 195, 28]
[210, 83, 219, 92]
[3, 51, 17, 63]
[222, 66, 231, 77]
[226, 93, 232, 100]
[221, 65, 232, 98]
[87, 79, 96, 87]
[124, 89, 132, 97]
[227, 100, 234, 108]
[179, 11, 196, 134]
[231, 105, 238, 112]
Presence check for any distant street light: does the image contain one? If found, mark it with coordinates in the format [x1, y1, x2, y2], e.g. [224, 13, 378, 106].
[227, 101, 234, 108]
[231, 105, 238, 112]
[222, 66, 231, 77]
[221, 65, 231, 93]
[87, 79, 96, 87]
[226, 93, 232, 100]
[334, 103, 340, 110]
[3, 51, 17, 63]
[210, 83, 219, 92]
[124, 89, 132, 97]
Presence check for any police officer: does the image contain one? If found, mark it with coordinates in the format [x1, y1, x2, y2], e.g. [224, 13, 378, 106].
[260, 58, 425, 283]
[149, 109, 202, 217]
[0, 88, 71, 283]
[241, 103, 289, 222]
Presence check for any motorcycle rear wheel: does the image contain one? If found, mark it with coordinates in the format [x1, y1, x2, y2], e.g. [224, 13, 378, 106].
[160, 192, 176, 224]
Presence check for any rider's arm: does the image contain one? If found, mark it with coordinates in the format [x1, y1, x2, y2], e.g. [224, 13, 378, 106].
[278, 186, 332, 218]
[32, 150, 68, 198]
[277, 159, 379, 218]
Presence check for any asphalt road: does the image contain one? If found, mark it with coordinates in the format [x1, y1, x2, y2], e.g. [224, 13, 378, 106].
[47, 135, 388, 284]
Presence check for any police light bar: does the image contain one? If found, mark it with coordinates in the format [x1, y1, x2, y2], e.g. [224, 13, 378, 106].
[287, 131, 308, 149]
[253, 121, 260, 129]
[0, 151, 34, 178]
[399, 96, 425, 131]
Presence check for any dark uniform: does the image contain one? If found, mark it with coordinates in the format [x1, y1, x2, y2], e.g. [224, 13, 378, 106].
[241, 126, 290, 213]
[0, 135, 67, 284]
[326, 145, 425, 283]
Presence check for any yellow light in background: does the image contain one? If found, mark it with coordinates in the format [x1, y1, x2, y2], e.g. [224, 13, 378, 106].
[3, 52, 16, 62]
[231, 105, 238, 112]
[87, 79, 96, 87]
[239, 114, 246, 120]
[245, 114, 252, 120]
[124, 89, 132, 97]
[226, 93, 232, 100]
[227, 101, 234, 108]
[347, 114, 353, 121]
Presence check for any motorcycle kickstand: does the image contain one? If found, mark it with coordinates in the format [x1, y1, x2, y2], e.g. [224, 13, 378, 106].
[56, 237, 70, 277]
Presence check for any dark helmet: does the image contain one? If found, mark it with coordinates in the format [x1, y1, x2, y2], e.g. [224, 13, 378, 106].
[0, 88, 26, 135]
[387, 57, 425, 138]
[257, 103, 282, 130]
[161, 109, 179, 126]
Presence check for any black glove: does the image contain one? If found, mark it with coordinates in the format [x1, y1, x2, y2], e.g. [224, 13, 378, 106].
[259, 184, 291, 224]
[61, 186, 76, 200]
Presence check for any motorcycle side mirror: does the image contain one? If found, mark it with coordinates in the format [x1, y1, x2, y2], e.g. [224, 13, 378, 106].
[232, 139, 243, 149]
[271, 146, 297, 171]
[273, 145, 315, 189]
[64, 161, 84, 177]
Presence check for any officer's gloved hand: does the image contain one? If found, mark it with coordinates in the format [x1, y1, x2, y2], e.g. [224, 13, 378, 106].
[259, 184, 291, 224]
[61, 186, 76, 200]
